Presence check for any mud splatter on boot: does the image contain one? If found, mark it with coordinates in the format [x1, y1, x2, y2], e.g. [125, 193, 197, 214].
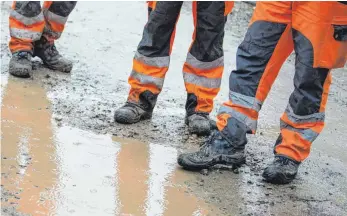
[114, 102, 152, 124]
[178, 130, 246, 170]
[186, 113, 212, 136]
[262, 155, 300, 184]
[33, 37, 72, 72]
[9, 51, 32, 78]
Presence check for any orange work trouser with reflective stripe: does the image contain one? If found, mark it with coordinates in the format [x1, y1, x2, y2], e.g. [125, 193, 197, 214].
[128, 1, 234, 115]
[217, 2, 347, 162]
[9, 1, 76, 53]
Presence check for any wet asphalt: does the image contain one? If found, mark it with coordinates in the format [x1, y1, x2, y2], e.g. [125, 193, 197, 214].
[1, 2, 347, 216]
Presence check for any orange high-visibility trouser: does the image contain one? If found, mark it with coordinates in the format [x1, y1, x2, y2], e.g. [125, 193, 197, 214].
[127, 1, 234, 115]
[9, 1, 76, 53]
[217, 2, 347, 162]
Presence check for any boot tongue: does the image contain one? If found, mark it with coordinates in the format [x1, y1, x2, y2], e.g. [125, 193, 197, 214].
[16, 51, 31, 60]
[205, 131, 232, 152]
[195, 112, 209, 120]
[38, 37, 60, 58]
[45, 41, 59, 55]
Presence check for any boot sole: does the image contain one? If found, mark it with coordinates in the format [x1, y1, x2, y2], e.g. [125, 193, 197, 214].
[114, 112, 152, 124]
[178, 154, 246, 170]
[44, 63, 72, 73]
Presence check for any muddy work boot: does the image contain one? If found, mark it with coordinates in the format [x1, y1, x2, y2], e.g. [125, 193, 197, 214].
[33, 37, 72, 72]
[262, 156, 300, 184]
[114, 103, 152, 124]
[186, 113, 211, 136]
[177, 131, 246, 170]
[9, 51, 32, 78]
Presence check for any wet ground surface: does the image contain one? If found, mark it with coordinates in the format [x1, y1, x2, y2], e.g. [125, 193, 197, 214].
[1, 2, 347, 216]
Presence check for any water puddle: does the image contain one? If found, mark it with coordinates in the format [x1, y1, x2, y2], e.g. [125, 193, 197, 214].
[1, 77, 214, 215]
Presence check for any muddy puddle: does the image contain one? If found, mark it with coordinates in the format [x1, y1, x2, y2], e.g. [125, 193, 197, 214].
[1, 77, 217, 216]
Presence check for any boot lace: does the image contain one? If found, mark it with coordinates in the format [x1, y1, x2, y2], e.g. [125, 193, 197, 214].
[275, 156, 299, 166]
[16, 51, 30, 60]
[197, 131, 223, 156]
[46, 43, 59, 57]
[124, 103, 142, 115]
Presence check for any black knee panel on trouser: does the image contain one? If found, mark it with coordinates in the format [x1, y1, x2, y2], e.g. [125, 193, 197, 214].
[231, 21, 287, 97]
[289, 29, 330, 116]
[48, 1, 77, 17]
[137, 1, 183, 57]
[189, 1, 225, 62]
[14, 1, 41, 17]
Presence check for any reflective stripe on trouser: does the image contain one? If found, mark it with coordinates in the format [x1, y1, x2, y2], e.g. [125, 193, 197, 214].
[217, 1, 345, 161]
[128, 1, 183, 111]
[9, 1, 44, 53]
[42, 1, 76, 40]
[184, 1, 231, 115]
[128, 1, 232, 112]
[9, 1, 76, 53]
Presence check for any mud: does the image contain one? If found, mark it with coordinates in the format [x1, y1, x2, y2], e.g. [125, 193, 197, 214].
[1, 1, 347, 216]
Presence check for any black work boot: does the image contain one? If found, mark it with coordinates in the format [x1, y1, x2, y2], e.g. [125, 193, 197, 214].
[9, 51, 32, 78]
[33, 37, 72, 72]
[186, 113, 211, 136]
[114, 102, 152, 124]
[177, 131, 246, 170]
[262, 155, 300, 184]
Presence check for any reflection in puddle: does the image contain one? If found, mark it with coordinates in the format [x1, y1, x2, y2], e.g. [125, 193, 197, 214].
[1, 78, 212, 216]
[1, 78, 57, 215]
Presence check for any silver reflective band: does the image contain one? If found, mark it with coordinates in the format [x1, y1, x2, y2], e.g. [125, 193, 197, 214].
[44, 10, 68, 25]
[183, 72, 221, 89]
[218, 105, 257, 131]
[10, 10, 44, 26]
[10, 28, 42, 40]
[134, 51, 170, 68]
[285, 105, 325, 124]
[229, 91, 262, 112]
[186, 53, 224, 70]
[280, 120, 319, 143]
[130, 70, 164, 89]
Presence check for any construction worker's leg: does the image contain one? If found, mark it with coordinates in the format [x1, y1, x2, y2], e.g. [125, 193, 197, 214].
[42, 1, 77, 41]
[31, 1, 76, 73]
[183, 1, 227, 116]
[274, 56, 331, 162]
[127, 1, 182, 111]
[9, 1, 44, 53]
[274, 2, 347, 162]
[183, 1, 234, 135]
[9, 1, 44, 78]
[115, 2, 182, 124]
[217, 2, 294, 149]
[177, 2, 294, 170]
[262, 2, 346, 184]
